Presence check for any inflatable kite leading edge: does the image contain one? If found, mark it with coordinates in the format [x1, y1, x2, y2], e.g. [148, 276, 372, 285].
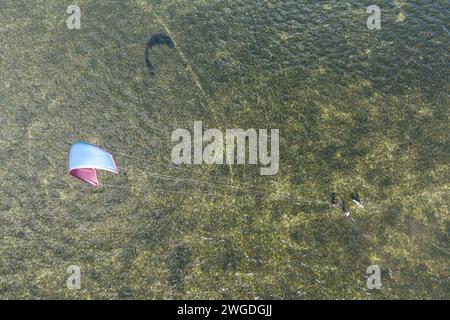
[68, 142, 118, 188]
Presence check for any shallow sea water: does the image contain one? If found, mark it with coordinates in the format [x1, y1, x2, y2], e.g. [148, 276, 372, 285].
[0, 0, 448, 299]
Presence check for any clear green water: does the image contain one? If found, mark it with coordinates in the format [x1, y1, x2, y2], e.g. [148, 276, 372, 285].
[0, 0, 448, 299]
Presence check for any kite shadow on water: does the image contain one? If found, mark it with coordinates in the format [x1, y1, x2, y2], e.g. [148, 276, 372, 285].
[145, 33, 175, 76]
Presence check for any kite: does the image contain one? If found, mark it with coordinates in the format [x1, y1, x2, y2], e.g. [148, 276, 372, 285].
[68, 142, 118, 188]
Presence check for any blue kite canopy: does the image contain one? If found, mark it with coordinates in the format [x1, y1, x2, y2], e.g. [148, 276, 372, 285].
[68, 142, 118, 188]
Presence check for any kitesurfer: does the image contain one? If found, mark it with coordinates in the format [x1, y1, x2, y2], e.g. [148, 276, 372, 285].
[342, 202, 350, 217]
[330, 192, 339, 208]
[351, 191, 365, 209]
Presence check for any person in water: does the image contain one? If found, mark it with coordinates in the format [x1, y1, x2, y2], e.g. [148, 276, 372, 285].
[330, 192, 339, 208]
[351, 191, 365, 209]
[145, 33, 175, 75]
[342, 202, 350, 217]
